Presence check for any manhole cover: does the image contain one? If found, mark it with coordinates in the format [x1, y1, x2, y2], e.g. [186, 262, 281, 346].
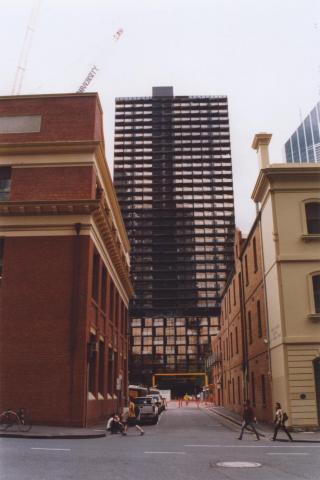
[216, 461, 261, 468]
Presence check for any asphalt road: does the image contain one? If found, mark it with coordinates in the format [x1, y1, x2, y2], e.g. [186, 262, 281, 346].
[1, 403, 320, 480]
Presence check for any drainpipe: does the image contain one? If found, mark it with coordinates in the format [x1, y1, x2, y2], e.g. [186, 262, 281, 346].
[256, 212, 273, 401]
[238, 266, 249, 401]
[69, 222, 82, 425]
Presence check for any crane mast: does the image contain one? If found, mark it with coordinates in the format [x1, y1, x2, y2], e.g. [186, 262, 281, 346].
[12, 0, 41, 95]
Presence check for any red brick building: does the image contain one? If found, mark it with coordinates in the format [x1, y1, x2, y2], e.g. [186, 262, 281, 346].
[0, 93, 134, 426]
[211, 221, 273, 423]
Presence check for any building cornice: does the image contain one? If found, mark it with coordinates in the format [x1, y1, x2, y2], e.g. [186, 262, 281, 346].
[0, 92, 103, 114]
[0, 198, 134, 298]
[252, 164, 320, 203]
[0, 140, 131, 255]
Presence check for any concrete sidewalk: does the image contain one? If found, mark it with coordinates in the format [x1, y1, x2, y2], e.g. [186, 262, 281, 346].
[202, 405, 320, 442]
[0, 424, 106, 439]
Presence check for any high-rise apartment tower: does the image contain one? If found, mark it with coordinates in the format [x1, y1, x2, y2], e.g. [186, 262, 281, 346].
[113, 87, 235, 392]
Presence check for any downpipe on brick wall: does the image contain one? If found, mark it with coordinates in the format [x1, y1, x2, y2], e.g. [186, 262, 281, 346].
[69, 223, 82, 424]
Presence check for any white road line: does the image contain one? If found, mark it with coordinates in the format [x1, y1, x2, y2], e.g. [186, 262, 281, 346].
[267, 453, 309, 455]
[144, 451, 186, 455]
[31, 448, 71, 451]
[184, 444, 320, 448]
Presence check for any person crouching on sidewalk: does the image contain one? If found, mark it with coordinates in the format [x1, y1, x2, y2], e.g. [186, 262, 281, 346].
[238, 399, 260, 441]
[110, 413, 126, 435]
[272, 402, 293, 442]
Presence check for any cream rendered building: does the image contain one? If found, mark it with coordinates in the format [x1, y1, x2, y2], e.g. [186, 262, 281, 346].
[252, 133, 320, 428]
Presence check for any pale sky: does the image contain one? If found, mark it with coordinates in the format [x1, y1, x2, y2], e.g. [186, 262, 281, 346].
[1, 0, 319, 232]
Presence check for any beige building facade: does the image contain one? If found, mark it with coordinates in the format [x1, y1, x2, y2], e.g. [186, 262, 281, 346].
[252, 133, 320, 428]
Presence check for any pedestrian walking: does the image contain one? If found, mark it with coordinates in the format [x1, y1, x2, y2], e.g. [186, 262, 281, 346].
[121, 407, 129, 434]
[183, 393, 189, 406]
[272, 402, 293, 442]
[128, 398, 145, 435]
[178, 396, 183, 408]
[238, 399, 260, 441]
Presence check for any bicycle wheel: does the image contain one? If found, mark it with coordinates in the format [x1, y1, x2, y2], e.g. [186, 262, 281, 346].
[0, 414, 11, 431]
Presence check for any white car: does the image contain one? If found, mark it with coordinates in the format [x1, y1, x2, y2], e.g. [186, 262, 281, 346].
[147, 394, 165, 413]
[135, 397, 159, 424]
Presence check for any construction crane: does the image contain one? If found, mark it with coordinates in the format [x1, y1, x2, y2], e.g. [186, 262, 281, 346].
[77, 28, 124, 93]
[11, 0, 42, 95]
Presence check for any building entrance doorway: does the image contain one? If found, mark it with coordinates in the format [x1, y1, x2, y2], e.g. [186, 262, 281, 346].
[152, 373, 208, 399]
[314, 358, 320, 426]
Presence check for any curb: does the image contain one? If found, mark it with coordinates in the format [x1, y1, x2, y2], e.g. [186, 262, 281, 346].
[201, 406, 267, 438]
[0, 432, 106, 439]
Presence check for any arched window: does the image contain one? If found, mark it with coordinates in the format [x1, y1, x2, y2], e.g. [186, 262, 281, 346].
[305, 202, 320, 234]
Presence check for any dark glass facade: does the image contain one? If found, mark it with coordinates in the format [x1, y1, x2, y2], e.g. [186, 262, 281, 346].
[284, 101, 320, 163]
[113, 87, 235, 386]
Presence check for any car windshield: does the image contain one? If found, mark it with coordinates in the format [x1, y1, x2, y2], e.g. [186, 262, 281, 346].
[135, 397, 152, 405]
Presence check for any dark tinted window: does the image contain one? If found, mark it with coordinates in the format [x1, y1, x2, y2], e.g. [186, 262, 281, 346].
[313, 275, 320, 313]
[306, 203, 320, 234]
[0, 167, 11, 201]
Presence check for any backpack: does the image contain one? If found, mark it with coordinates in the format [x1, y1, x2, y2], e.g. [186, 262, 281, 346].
[282, 412, 288, 422]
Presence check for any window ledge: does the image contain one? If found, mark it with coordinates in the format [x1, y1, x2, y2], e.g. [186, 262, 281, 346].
[308, 314, 320, 323]
[88, 392, 96, 401]
[301, 234, 320, 242]
[98, 393, 104, 400]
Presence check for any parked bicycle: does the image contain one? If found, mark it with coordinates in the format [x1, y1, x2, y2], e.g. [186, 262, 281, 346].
[0, 408, 32, 432]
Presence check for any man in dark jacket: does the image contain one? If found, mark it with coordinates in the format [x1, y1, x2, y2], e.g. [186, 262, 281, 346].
[238, 399, 260, 440]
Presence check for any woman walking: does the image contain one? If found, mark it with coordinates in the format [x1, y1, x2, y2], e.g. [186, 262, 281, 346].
[272, 402, 293, 442]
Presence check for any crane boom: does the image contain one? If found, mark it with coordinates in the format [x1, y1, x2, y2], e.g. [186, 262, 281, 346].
[11, 0, 41, 95]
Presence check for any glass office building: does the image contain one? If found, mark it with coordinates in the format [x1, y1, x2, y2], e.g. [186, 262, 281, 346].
[284, 101, 320, 163]
[113, 87, 235, 389]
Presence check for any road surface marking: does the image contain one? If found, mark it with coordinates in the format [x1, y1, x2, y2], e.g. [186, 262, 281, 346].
[31, 448, 71, 451]
[185, 444, 320, 448]
[217, 461, 261, 468]
[267, 452, 309, 455]
[144, 451, 186, 455]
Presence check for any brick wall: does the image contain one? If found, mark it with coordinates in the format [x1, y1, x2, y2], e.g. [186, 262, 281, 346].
[211, 225, 273, 423]
[0, 94, 103, 144]
[10, 166, 95, 201]
[0, 235, 90, 425]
